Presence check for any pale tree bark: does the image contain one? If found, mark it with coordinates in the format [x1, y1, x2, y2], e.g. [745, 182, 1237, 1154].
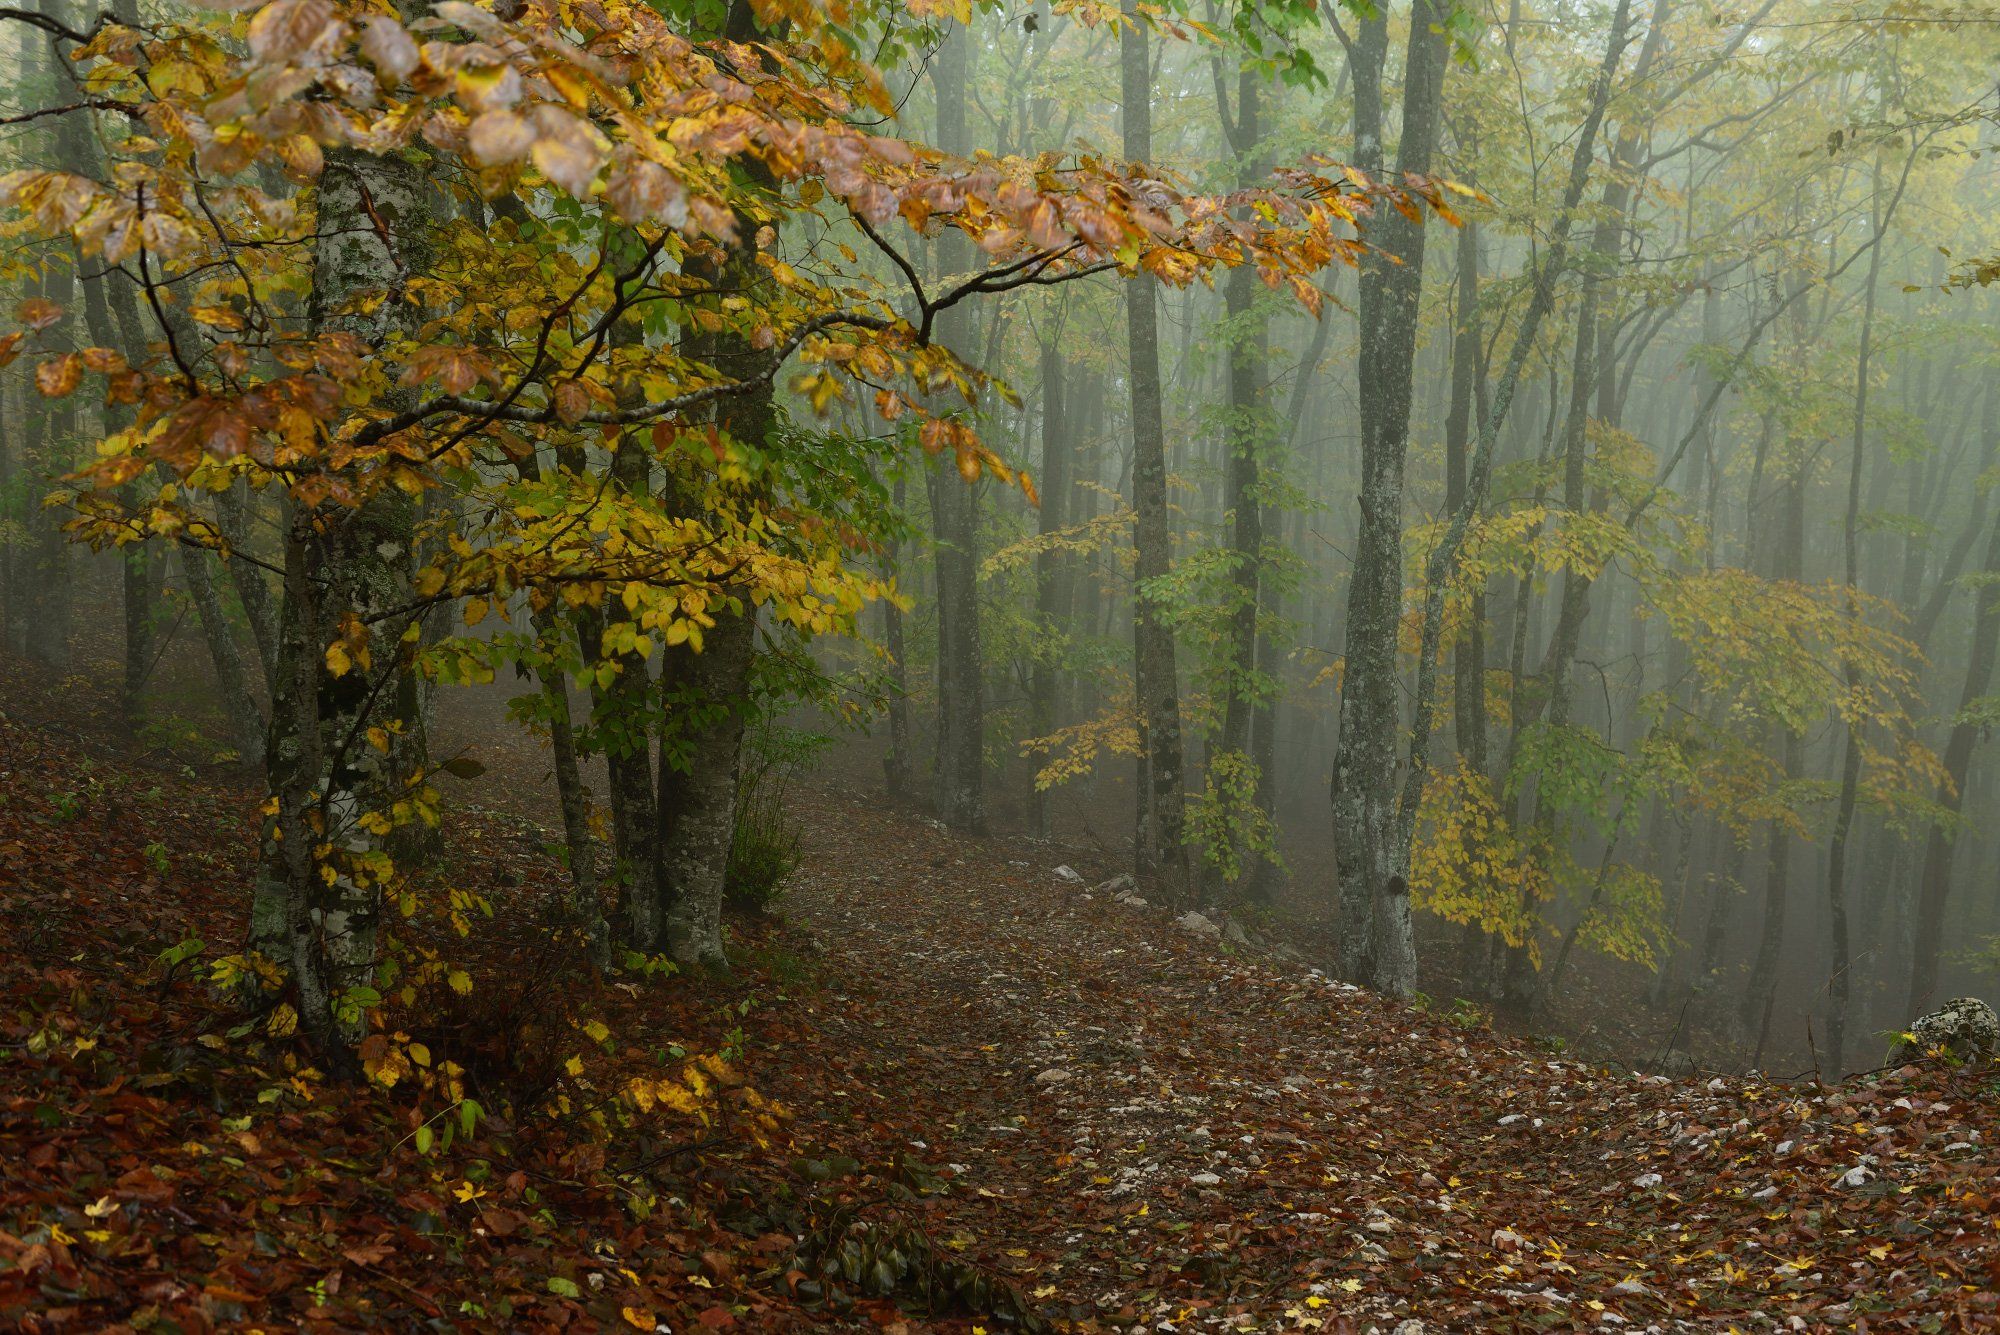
[251, 142, 440, 1061]
[1122, 14, 1188, 894]
[1331, 0, 1450, 994]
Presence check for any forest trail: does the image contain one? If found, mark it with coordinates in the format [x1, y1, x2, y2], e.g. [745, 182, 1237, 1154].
[751, 786, 2000, 1330]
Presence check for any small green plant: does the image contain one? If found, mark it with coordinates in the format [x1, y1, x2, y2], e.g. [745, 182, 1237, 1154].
[725, 721, 828, 913]
[50, 791, 84, 822]
[1447, 997, 1489, 1029]
[143, 842, 170, 876]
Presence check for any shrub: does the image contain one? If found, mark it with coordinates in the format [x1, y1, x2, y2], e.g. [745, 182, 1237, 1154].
[726, 722, 829, 913]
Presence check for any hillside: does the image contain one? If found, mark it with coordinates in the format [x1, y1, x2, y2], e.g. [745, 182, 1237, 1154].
[3, 661, 1998, 1332]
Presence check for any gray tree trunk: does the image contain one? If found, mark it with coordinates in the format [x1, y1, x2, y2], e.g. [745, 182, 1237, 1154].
[1122, 15, 1187, 894]
[251, 143, 439, 1061]
[926, 22, 985, 835]
[1331, 0, 1450, 994]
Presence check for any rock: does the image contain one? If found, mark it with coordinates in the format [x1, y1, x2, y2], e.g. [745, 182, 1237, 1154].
[1497, 1113, 1526, 1127]
[1392, 1321, 1426, 1335]
[1222, 915, 1252, 947]
[1095, 873, 1135, 896]
[1034, 1068, 1071, 1086]
[1610, 1278, 1650, 1296]
[1632, 1172, 1662, 1190]
[1189, 1171, 1221, 1187]
[1892, 996, 2000, 1065]
[1491, 1228, 1525, 1251]
[1053, 865, 1085, 886]
[1175, 911, 1221, 940]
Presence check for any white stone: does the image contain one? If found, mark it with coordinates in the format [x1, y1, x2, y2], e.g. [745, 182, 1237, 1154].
[1175, 911, 1222, 939]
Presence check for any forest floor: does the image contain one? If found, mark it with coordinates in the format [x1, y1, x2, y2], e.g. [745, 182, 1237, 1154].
[4, 656, 2000, 1332]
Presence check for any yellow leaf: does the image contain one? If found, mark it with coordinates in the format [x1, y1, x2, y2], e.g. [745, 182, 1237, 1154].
[325, 642, 352, 677]
[565, 1054, 585, 1077]
[622, 1308, 655, 1331]
[464, 597, 489, 627]
[447, 969, 473, 995]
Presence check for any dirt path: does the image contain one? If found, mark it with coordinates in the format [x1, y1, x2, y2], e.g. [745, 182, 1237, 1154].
[757, 787, 1733, 1332]
[424, 698, 2000, 1331]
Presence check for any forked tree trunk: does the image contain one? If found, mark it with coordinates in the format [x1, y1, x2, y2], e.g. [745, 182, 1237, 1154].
[251, 145, 438, 1061]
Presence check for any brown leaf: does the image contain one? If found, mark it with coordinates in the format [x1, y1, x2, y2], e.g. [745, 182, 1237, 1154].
[247, 0, 335, 66]
[359, 16, 420, 80]
[467, 110, 534, 167]
[16, 297, 63, 331]
[35, 353, 82, 398]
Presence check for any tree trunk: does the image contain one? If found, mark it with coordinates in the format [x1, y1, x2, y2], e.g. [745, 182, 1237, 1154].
[179, 544, 268, 765]
[1331, 0, 1450, 995]
[1029, 335, 1071, 839]
[883, 473, 915, 798]
[1122, 14, 1187, 894]
[1907, 508, 2000, 1017]
[926, 21, 986, 836]
[1210, 63, 1267, 899]
[251, 143, 438, 1061]
[1822, 163, 1888, 1076]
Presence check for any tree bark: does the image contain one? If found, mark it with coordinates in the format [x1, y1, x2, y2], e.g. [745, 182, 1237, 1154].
[1907, 508, 2000, 1017]
[926, 20, 986, 835]
[1029, 334, 1071, 839]
[1822, 162, 1888, 1076]
[1122, 14, 1187, 894]
[1331, 0, 1450, 994]
[250, 143, 439, 1060]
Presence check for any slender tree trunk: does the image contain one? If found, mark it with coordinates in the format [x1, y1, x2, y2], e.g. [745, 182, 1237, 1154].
[1822, 164, 1888, 1076]
[1907, 508, 2000, 1017]
[883, 472, 915, 798]
[599, 438, 662, 948]
[926, 21, 985, 835]
[1122, 14, 1187, 894]
[1331, 0, 1450, 994]
[179, 545, 268, 765]
[1210, 64, 1267, 899]
[1029, 335, 1071, 839]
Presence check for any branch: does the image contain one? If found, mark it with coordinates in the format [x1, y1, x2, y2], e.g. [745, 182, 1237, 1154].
[353, 309, 894, 443]
[0, 5, 109, 43]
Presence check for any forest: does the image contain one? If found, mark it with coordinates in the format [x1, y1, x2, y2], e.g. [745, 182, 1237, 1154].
[4, 0, 2000, 1327]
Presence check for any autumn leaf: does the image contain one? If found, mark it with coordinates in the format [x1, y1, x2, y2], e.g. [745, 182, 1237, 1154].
[35, 354, 81, 398]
